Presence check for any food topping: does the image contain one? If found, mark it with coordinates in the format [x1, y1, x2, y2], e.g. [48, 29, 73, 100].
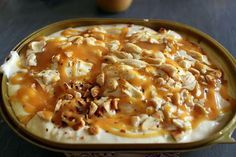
[3, 25, 235, 141]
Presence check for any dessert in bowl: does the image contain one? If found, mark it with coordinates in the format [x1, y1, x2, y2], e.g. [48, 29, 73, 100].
[1, 23, 235, 144]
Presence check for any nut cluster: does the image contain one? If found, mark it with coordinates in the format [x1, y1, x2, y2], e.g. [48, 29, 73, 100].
[51, 80, 120, 134]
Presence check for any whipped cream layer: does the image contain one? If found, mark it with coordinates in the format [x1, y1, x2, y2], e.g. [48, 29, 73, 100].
[1, 24, 235, 143]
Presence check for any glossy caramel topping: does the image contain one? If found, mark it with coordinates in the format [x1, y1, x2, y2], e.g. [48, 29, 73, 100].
[7, 25, 236, 140]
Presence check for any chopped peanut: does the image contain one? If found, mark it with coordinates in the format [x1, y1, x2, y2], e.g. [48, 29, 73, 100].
[88, 125, 99, 135]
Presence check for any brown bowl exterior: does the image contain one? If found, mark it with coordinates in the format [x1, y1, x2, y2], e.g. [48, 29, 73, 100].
[0, 18, 236, 153]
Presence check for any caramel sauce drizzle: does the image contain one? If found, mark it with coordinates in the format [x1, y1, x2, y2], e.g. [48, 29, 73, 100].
[8, 26, 236, 138]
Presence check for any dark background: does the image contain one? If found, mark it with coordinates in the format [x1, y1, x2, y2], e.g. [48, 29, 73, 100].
[0, 0, 235, 157]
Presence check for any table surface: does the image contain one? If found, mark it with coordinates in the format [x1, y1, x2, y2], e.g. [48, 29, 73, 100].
[0, 0, 235, 157]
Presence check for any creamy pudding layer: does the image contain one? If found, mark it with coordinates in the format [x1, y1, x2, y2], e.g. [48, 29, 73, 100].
[1, 24, 235, 143]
